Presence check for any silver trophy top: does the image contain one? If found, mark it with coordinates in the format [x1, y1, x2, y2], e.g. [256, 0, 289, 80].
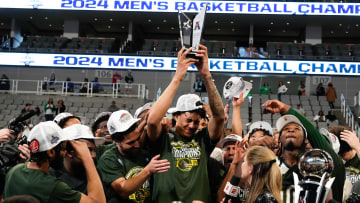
[299, 149, 334, 179]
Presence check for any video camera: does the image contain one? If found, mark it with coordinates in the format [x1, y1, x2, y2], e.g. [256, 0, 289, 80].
[0, 110, 35, 168]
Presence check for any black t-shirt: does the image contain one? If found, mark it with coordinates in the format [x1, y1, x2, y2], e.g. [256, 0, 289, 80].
[207, 157, 227, 202]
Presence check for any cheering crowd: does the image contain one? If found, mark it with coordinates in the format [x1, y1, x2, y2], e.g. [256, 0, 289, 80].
[0, 45, 359, 203]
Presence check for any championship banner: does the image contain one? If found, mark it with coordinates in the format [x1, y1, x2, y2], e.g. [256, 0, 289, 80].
[0, 52, 360, 76]
[0, 0, 360, 16]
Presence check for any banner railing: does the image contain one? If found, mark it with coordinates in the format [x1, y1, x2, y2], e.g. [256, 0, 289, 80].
[341, 93, 360, 137]
[0, 79, 146, 99]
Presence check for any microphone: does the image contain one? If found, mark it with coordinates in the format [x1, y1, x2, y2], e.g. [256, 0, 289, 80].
[224, 176, 240, 202]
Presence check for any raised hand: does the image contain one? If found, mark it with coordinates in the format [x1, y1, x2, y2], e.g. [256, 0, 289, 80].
[223, 104, 229, 124]
[232, 140, 247, 168]
[232, 92, 244, 108]
[175, 47, 199, 81]
[69, 140, 92, 161]
[261, 100, 290, 114]
[340, 130, 360, 150]
[194, 44, 210, 78]
[144, 154, 171, 174]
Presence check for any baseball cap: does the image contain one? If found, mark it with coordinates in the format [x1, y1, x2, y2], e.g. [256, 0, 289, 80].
[276, 115, 307, 138]
[28, 121, 67, 153]
[219, 134, 243, 148]
[91, 112, 112, 133]
[249, 121, 273, 137]
[320, 128, 340, 154]
[63, 124, 106, 145]
[54, 112, 73, 124]
[134, 102, 154, 119]
[175, 94, 203, 112]
[223, 77, 252, 99]
[107, 110, 140, 135]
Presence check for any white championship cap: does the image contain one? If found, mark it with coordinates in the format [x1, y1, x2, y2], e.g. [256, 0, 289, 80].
[249, 121, 273, 137]
[134, 102, 154, 119]
[320, 128, 340, 154]
[63, 124, 106, 146]
[107, 110, 140, 135]
[223, 77, 252, 99]
[219, 134, 243, 148]
[276, 115, 307, 138]
[28, 121, 68, 153]
[53, 112, 73, 124]
[175, 94, 203, 112]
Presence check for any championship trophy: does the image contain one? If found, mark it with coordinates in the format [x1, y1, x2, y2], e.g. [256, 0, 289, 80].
[178, 4, 208, 58]
[294, 149, 335, 203]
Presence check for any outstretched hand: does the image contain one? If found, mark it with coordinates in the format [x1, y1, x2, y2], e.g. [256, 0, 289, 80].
[232, 140, 248, 168]
[145, 154, 171, 174]
[261, 100, 290, 114]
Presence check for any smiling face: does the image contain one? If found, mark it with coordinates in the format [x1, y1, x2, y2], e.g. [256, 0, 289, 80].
[174, 112, 201, 138]
[116, 127, 142, 158]
[280, 123, 305, 150]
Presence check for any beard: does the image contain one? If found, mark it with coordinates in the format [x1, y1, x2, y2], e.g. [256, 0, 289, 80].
[283, 140, 303, 151]
[50, 150, 64, 170]
[71, 160, 87, 179]
[119, 144, 140, 159]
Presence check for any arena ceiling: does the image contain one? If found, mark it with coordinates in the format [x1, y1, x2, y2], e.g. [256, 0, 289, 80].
[0, 8, 359, 40]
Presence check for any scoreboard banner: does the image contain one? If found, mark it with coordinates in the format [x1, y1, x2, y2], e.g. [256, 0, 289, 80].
[0, 52, 359, 76]
[0, 0, 360, 16]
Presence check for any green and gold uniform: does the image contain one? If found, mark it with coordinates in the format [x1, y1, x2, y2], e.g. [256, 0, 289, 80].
[3, 163, 81, 203]
[97, 145, 151, 203]
[151, 128, 216, 203]
[345, 155, 360, 184]
[278, 108, 345, 203]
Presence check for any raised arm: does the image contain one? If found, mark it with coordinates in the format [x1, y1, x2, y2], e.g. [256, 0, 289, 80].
[147, 48, 199, 142]
[341, 130, 360, 159]
[262, 99, 345, 202]
[70, 141, 106, 203]
[195, 44, 225, 141]
[232, 92, 244, 137]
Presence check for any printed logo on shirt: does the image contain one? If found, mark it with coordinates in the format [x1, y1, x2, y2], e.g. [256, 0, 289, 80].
[171, 140, 201, 172]
[345, 166, 360, 184]
[125, 166, 150, 203]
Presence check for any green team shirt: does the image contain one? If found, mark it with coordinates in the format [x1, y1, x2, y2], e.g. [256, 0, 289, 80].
[49, 166, 88, 194]
[3, 163, 81, 203]
[97, 145, 151, 203]
[345, 155, 360, 184]
[278, 108, 345, 203]
[95, 143, 116, 165]
[151, 128, 216, 203]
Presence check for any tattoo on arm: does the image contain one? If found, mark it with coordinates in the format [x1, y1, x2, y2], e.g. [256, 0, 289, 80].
[203, 76, 224, 117]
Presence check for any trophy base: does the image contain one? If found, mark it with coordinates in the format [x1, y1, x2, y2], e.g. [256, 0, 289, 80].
[186, 51, 200, 59]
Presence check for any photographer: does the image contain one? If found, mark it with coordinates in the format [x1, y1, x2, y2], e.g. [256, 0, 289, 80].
[2, 122, 106, 203]
[0, 128, 31, 162]
[0, 128, 31, 199]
